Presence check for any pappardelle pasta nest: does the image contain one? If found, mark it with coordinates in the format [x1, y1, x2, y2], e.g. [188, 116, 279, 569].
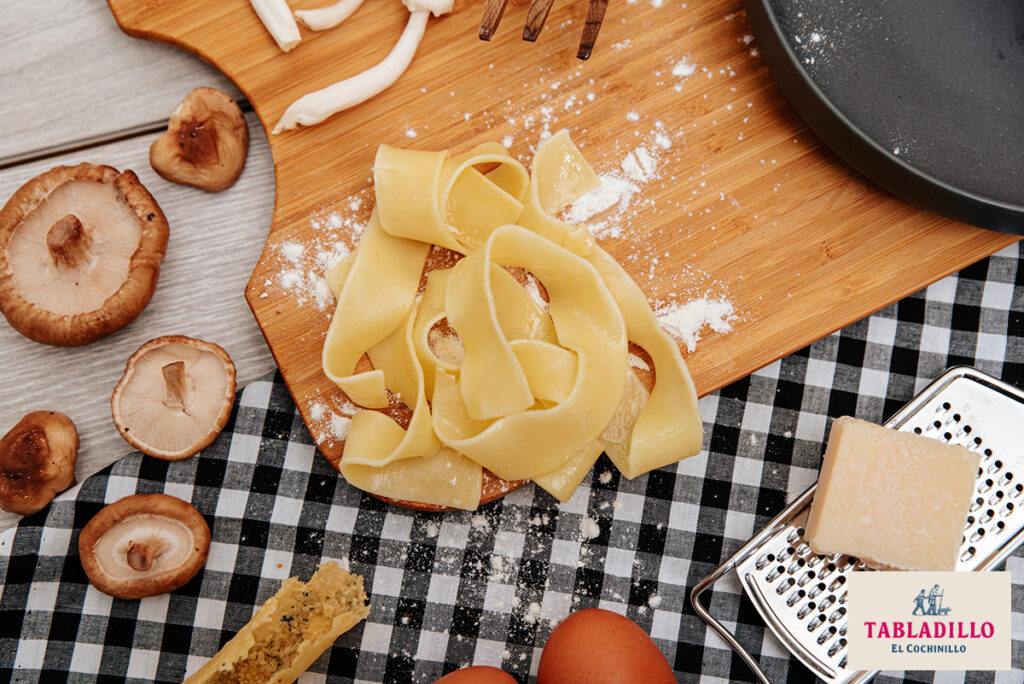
[322, 131, 703, 510]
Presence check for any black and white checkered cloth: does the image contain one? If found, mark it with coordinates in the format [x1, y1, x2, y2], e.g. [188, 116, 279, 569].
[1, 244, 1021, 684]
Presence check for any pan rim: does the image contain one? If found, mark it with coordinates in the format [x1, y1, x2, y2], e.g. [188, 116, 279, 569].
[743, 0, 1024, 235]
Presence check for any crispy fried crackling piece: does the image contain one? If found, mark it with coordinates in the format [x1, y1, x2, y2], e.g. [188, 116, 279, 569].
[183, 562, 370, 684]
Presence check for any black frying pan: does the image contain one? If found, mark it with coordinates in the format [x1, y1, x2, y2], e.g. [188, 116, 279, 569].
[744, 0, 1024, 234]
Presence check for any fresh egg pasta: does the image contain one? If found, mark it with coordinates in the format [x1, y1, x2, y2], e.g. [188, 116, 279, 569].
[322, 131, 703, 509]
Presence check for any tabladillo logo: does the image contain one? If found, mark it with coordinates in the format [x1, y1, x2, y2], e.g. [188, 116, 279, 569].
[863, 583, 994, 641]
[911, 583, 950, 616]
[847, 571, 1009, 670]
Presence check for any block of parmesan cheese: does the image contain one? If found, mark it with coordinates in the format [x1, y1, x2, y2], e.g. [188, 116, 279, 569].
[805, 416, 980, 571]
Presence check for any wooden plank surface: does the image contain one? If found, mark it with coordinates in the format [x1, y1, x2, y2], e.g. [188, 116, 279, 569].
[105, 0, 1018, 478]
[0, 112, 277, 531]
[0, 1, 240, 163]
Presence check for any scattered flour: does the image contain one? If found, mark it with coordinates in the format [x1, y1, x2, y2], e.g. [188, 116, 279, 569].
[523, 273, 549, 312]
[628, 353, 651, 371]
[671, 57, 697, 92]
[657, 297, 737, 352]
[523, 602, 542, 625]
[428, 328, 465, 365]
[562, 124, 673, 240]
[621, 147, 657, 182]
[330, 414, 351, 440]
[267, 196, 370, 312]
[305, 390, 359, 446]
[564, 176, 638, 231]
[580, 517, 601, 540]
[672, 58, 697, 78]
[280, 241, 305, 263]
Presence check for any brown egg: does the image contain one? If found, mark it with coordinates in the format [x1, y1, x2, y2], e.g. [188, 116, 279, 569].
[538, 608, 676, 683]
[434, 666, 518, 683]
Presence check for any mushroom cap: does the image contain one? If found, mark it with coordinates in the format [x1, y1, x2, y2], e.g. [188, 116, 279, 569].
[111, 336, 236, 461]
[0, 411, 78, 515]
[149, 87, 249, 193]
[0, 163, 169, 346]
[78, 493, 211, 600]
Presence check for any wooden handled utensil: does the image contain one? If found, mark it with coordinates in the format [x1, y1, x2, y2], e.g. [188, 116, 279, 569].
[479, 0, 609, 59]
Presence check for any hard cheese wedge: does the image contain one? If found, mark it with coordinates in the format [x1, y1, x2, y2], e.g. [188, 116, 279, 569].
[805, 416, 980, 571]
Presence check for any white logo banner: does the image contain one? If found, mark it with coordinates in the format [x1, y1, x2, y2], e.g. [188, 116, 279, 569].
[847, 571, 1010, 670]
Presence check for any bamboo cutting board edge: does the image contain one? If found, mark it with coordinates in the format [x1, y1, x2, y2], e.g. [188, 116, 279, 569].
[105, 0, 1018, 469]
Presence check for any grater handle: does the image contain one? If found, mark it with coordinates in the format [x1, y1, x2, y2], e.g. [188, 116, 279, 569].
[691, 563, 773, 684]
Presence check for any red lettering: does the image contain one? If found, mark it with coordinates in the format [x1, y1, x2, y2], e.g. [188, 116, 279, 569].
[957, 622, 968, 639]
[934, 622, 945, 638]
[879, 623, 890, 639]
[919, 622, 930, 638]
[982, 622, 994, 638]
[907, 622, 918, 639]
[865, 622, 876, 638]
[893, 622, 905, 638]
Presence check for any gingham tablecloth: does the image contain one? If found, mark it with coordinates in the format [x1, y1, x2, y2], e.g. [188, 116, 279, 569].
[1, 244, 1022, 684]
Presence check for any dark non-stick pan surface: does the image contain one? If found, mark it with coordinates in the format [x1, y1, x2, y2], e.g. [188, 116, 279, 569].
[745, 0, 1024, 233]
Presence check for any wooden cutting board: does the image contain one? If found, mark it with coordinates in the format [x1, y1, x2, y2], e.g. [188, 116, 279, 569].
[108, 0, 1016, 472]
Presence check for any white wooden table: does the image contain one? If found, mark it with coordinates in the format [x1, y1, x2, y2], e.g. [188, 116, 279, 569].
[0, 1, 278, 531]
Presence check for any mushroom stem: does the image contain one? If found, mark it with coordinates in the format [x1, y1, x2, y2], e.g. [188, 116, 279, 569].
[294, 0, 365, 30]
[272, 10, 430, 133]
[162, 361, 189, 413]
[249, 0, 301, 52]
[46, 214, 91, 268]
[126, 538, 165, 572]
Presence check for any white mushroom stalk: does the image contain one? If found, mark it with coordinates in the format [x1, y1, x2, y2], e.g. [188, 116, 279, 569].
[250, 0, 302, 52]
[294, 0, 366, 31]
[273, 0, 453, 134]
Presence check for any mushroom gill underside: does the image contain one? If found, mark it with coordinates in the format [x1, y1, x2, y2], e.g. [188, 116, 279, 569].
[92, 514, 195, 582]
[117, 345, 231, 453]
[7, 180, 141, 315]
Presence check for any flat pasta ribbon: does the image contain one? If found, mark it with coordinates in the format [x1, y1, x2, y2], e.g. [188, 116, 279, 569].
[321, 132, 703, 509]
[521, 132, 704, 477]
[432, 224, 628, 480]
[374, 143, 529, 253]
[322, 209, 428, 408]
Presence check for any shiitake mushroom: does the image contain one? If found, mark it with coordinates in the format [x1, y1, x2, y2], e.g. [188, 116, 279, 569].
[78, 493, 210, 600]
[111, 336, 236, 461]
[149, 87, 248, 193]
[0, 163, 168, 346]
[0, 411, 78, 515]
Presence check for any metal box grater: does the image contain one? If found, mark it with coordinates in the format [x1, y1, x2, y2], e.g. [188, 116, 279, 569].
[692, 367, 1024, 684]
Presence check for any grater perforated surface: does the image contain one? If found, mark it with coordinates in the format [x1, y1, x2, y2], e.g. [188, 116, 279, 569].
[735, 367, 1024, 684]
